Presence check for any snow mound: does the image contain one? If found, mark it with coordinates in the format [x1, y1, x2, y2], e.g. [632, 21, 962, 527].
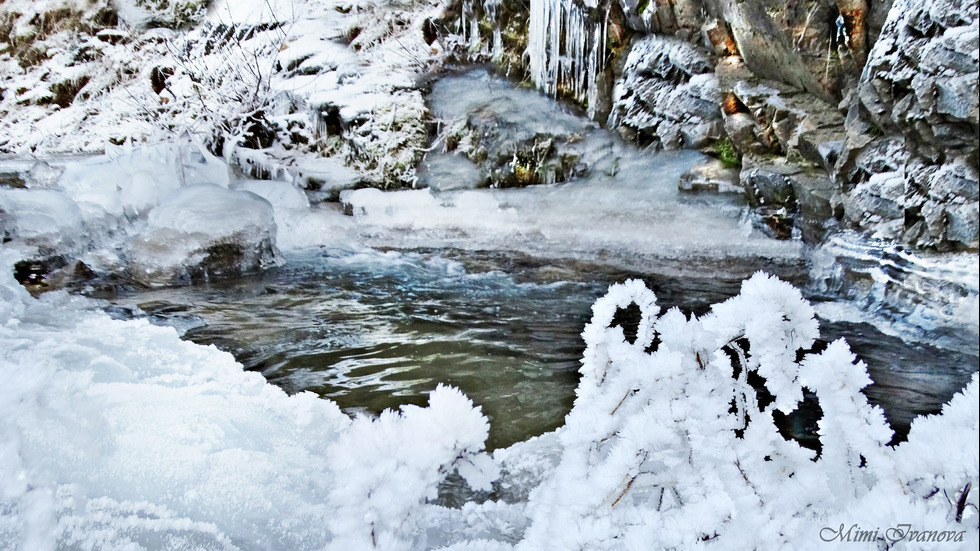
[0, 189, 85, 254]
[0, 252, 495, 549]
[128, 184, 282, 285]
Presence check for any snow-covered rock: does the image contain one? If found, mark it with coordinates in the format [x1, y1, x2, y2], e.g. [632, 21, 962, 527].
[609, 34, 722, 149]
[128, 184, 282, 285]
[0, 189, 85, 255]
[838, 0, 979, 249]
[114, 0, 208, 29]
[430, 69, 599, 188]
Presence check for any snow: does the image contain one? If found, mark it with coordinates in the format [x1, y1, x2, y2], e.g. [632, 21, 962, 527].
[0, 252, 495, 549]
[128, 183, 282, 285]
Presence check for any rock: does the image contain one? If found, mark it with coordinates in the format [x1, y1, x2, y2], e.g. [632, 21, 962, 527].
[729, 80, 846, 156]
[294, 157, 363, 202]
[429, 70, 596, 188]
[617, 0, 705, 35]
[723, 112, 768, 155]
[843, 172, 906, 239]
[839, 0, 979, 249]
[713, 0, 836, 104]
[0, 189, 86, 253]
[789, 170, 843, 244]
[128, 184, 281, 285]
[678, 158, 741, 193]
[702, 18, 738, 56]
[740, 157, 798, 207]
[945, 200, 980, 247]
[609, 34, 722, 149]
[796, 130, 845, 173]
[738, 153, 844, 243]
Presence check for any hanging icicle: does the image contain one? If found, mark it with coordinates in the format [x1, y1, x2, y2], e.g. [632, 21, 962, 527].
[527, 0, 609, 119]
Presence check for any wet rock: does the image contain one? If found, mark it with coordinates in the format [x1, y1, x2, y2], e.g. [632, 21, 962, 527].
[740, 156, 798, 207]
[609, 34, 722, 149]
[740, 153, 843, 243]
[128, 184, 282, 286]
[678, 158, 741, 193]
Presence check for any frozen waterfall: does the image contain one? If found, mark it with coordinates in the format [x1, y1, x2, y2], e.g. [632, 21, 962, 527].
[528, 0, 609, 119]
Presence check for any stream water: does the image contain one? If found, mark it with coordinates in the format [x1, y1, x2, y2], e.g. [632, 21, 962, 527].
[93, 245, 977, 450]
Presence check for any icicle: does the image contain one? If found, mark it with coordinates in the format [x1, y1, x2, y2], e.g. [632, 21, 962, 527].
[527, 0, 609, 119]
[484, 0, 503, 59]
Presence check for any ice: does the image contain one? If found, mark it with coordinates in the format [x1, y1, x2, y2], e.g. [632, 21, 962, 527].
[0, 189, 85, 254]
[0, 251, 495, 550]
[128, 184, 282, 285]
[808, 231, 980, 351]
[58, 141, 228, 222]
[417, 153, 485, 192]
[527, 0, 608, 119]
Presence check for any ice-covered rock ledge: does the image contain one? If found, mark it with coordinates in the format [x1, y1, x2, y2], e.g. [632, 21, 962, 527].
[1, 142, 298, 287]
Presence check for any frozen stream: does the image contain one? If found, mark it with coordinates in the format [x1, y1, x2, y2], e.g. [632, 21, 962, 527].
[73, 70, 976, 451]
[2, 69, 977, 549]
[94, 245, 977, 452]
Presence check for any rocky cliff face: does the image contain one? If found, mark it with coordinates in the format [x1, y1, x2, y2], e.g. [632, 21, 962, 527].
[838, 0, 978, 249]
[474, 0, 976, 250]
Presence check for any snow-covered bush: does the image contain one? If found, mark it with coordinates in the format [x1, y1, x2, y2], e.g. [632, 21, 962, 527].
[517, 274, 978, 549]
[115, 0, 209, 29]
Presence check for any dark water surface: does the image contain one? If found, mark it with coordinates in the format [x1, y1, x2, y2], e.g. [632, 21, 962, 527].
[93, 247, 978, 450]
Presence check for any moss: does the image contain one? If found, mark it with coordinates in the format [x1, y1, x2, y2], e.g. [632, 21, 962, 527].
[716, 138, 741, 169]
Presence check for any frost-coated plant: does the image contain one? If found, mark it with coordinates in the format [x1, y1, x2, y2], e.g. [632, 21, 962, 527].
[327, 385, 498, 551]
[518, 273, 978, 549]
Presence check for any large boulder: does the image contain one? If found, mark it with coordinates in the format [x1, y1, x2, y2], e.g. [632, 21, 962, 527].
[128, 184, 281, 285]
[837, 0, 979, 249]
[609, 34, 723, 149]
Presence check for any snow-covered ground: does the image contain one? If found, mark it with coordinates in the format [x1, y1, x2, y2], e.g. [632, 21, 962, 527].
[1, 0, 454, 186]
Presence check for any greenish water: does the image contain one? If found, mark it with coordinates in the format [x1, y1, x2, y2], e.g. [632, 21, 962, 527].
[94, 247, 977, 450]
